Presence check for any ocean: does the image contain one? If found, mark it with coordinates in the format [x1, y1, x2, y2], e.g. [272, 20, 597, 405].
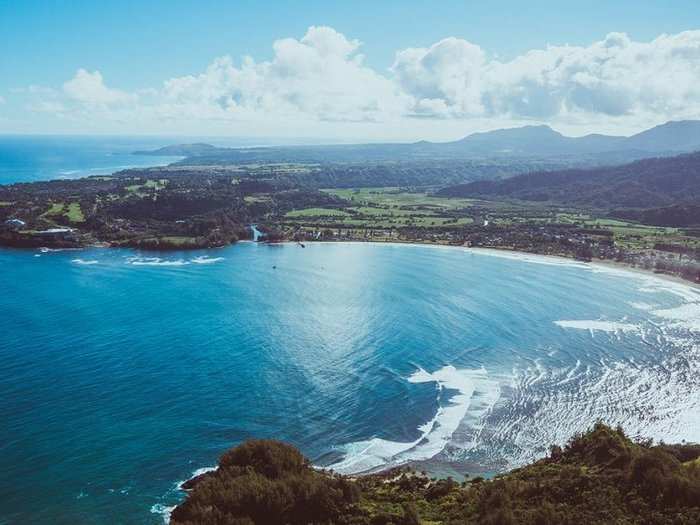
[0, 242, 698, 524]
[0, 136, 187, 185]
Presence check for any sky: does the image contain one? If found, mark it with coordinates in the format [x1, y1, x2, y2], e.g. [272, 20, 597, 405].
[1, 0, 700, 141]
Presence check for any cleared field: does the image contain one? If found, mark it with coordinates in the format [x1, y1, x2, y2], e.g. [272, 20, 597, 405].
[286, 208, 351, 218]
[65, 202, 85, 223]
[324, 188, 475, 210]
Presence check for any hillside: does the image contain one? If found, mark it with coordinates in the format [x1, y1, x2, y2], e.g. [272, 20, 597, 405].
[436, 152, 700, 226]
[171, 423, 700, 525]
[138, 120, 700, 165]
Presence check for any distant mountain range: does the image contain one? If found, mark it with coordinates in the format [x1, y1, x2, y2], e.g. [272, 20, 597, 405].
[442, 120, 700, 156]
[138, 120, 700, 164]
[436, 151, 700, 227]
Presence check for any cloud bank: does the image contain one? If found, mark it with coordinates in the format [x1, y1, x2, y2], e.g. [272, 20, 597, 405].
[17, 26, 700, 137]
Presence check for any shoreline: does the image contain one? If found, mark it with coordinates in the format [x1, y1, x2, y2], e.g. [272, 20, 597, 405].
[277, 239, 700, 291]
[5, 236, 698, 291]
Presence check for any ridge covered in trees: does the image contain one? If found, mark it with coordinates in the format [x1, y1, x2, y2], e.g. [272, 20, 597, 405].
[436, 152, 700, 226]
[171, 423, 700, 525]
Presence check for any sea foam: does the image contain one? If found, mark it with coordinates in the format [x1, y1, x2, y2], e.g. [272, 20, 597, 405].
[554, 320, 639, 332]
[127, 255, 225, 267]
[71, 258, 99, 265]
[328, 366, 501, 474]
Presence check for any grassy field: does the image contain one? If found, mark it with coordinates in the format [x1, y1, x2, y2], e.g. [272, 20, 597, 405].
[286, 207, 351, 218]
[278, 188, 477, 229]
[41, 201, 85, 223]
[65, 202, 85, 222]
[126, 178, 169, 195]
[279, 187, 699, 252]
[325, 187, 475, 210]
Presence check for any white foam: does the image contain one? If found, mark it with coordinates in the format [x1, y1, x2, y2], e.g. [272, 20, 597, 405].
[554, 320, 639, 332]
[127, 255, 225, 267]
[652, 303, 700, 332]
[629, 302, 654, 311]
[127, 257, 188, 267]
[328, 366, 501, 474]
[150, 503, 175, 524]
[191, 256, 224, 265]
[71, 258, 99, 265]
[176, 466, 217, 490]
[486, 337, 700, 470]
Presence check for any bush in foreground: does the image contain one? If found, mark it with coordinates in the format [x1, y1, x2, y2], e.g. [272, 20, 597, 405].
[172, 424, 700, 525]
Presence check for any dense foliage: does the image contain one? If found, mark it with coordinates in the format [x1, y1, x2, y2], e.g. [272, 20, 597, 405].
[170, 440, 361, 525]
[437, 152, 700, 225]
[173, 424, 700, 525]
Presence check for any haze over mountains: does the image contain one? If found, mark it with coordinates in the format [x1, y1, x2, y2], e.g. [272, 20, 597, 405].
[140, 120, 700, 164]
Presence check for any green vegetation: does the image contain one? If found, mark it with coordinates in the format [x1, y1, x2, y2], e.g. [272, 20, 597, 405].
[65, 202, 85, 223]
[171, 440, 361, 525]
[173, 424, 700, 525]
[125, 178, 168, 195]
[43, 202, 65, 216]
[39, 201, 85, 223]
[1, 159, 697, 281]
[286, 207, 352, 218]
[325, 188, 475, 210]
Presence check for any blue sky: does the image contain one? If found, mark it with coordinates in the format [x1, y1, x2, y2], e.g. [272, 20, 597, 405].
[1, 1, 699, 140]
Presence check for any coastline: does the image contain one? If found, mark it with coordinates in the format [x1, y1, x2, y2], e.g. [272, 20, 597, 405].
[6, 235, 697, 291]
[277, 239, 700, 291]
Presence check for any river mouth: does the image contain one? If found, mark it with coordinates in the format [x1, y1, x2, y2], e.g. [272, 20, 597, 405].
[0, 241, 698, 523]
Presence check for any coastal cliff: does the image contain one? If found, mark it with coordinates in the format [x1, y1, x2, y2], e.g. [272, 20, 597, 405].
[171, 423, 700, 525]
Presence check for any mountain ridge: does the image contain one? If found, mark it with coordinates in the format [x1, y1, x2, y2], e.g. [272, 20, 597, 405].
[436, 150, 700, 225]
[137, 120, 700, 162]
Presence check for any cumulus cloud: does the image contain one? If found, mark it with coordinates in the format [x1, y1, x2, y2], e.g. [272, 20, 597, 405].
[154, 26, 409, 123]
[395, 30, 700, 124]
[22, 27, 700, 135]
[63, 69, 135, 107]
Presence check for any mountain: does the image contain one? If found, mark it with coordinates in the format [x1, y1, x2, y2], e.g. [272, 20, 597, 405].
[134, 143, 219, 156]
[623, 120, 700, 152]
[447, 120, 700, 157]
[447, 125, 626, 156]
[436, 151, 700, 225]
[171, 424, 700, 525]
[135, 120, 700, 166]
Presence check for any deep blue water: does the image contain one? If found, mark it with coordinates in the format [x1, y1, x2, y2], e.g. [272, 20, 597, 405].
[1, 243, 698, 524]
[0, 136, 187, 185]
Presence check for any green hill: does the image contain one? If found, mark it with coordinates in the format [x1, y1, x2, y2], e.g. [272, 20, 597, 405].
[171, 423, 700, 525]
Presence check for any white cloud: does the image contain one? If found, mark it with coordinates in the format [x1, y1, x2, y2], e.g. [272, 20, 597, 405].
[393, 37, 486, 117]
[395, 30, 700, 126]
[63, 69, 135, 106]
[20, 27, 700, 138]
[156, 26, 409, 123]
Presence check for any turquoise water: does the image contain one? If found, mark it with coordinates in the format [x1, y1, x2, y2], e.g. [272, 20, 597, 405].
[1, 242, 699, 524]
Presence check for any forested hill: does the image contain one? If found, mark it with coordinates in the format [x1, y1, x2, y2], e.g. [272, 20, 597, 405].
[137, 120, 700, 165]
[171, 423, 700, 525]
[436, 151, 700, 225]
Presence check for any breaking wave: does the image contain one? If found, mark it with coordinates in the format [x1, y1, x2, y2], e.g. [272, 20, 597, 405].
[554, 320, 640, 332]
[328, 366, 502, 474]
[71, 258, 99, 265]
[127, 255, 225, 267]
[330, 254, 700, 475]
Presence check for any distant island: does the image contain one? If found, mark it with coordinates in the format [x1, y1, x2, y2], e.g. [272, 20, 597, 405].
[170, 423, 700, 525]
[0, 121, 698, 283]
